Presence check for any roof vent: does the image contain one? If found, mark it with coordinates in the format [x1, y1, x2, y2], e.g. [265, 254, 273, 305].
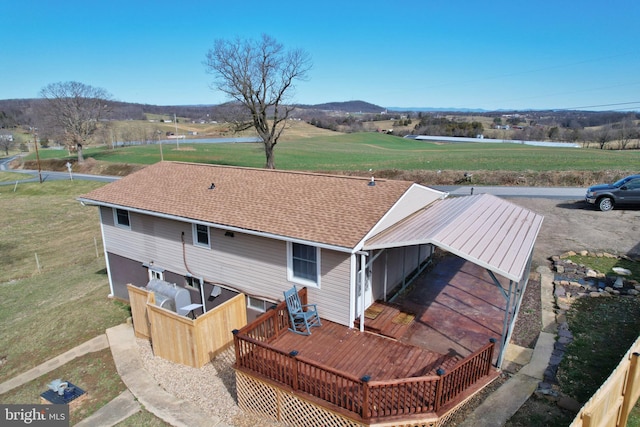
[208, 183, 216, 190]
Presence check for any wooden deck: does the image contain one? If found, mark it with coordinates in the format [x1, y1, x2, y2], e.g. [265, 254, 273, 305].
[270, 319, 461, 381]
[354, 301, 416, 340]
[234, 287, 499, 424]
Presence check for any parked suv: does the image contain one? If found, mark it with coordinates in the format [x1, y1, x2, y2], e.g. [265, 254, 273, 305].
[585, 174, 640, 211]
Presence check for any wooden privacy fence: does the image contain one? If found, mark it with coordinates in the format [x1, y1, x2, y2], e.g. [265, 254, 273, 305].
[233, 288, 496, 423]
[570, 335, 640, 427]
[127, 283, 247, 368]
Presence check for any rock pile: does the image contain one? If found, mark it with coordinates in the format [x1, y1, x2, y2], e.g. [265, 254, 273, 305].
[535, 250, 639, 411]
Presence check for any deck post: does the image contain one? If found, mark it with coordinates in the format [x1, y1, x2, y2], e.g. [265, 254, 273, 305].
[361, 375, 371, 420]
[289, 350, 299, 391]
[488, 338, 496, 375]
[434, 368, 446, 411]
[232, 330, 240, 367]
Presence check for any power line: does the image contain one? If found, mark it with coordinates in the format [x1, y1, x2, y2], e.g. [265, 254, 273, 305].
[556, 101, 640, 111]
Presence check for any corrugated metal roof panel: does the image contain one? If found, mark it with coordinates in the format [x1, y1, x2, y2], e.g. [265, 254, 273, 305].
[364, 194, 543, 282]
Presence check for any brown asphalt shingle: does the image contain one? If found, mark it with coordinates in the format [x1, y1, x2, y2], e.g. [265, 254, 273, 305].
[79, 161, 416, 249]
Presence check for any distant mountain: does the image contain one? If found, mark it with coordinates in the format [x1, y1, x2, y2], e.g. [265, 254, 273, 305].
[295, 100, 385, 113]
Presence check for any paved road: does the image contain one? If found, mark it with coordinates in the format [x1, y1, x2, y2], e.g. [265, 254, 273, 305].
[1, 160, 585, 200]
[0, 165, 120, 184]
[433, 185, 585, 200]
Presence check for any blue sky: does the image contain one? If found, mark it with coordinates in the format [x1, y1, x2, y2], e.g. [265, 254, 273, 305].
[2, 0, 639, 111]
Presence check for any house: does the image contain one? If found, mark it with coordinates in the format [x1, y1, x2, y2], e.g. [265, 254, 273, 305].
[79, 161, 543, 424]
[78, 161, 449, 323]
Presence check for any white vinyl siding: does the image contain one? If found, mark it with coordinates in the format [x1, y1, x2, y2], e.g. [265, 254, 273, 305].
[371, 245, 430, 299]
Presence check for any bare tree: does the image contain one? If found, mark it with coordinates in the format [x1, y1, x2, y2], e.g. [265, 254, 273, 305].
[204, 34, 311, 169]
[39, 81, 113, 163]
[616, 115, 637, 150]
[0, 133, 15, 155]
[594, 125, 613, 150]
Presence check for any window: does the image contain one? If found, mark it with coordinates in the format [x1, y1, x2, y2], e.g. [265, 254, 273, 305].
[625, 178, 640, 190]
[114, 208, 130, 229]
[288, 242, 320, 287]
[247, 296, 268, 313]
[148, 267, 164, 281]
[185, 276, 201, 289]
[192, 223, 210, 248]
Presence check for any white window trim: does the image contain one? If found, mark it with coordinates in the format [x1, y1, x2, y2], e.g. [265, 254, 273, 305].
[287, 242, 321, 289]
[192, 223, 211, 249]
[113, 208, 131, 230]
[147, 266, 164, 281]
[247, 296, 267, 313]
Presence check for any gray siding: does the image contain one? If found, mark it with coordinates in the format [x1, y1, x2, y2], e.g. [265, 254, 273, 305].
[371, 245, 432, 299]
[99, 207, 353, 326]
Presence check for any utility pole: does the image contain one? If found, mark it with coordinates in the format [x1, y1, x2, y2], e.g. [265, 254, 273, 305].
[33, 129, 42, 183]
[174, 113, 179, 149]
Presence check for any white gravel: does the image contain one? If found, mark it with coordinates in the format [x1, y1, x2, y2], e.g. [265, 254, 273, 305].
[136, 338, 280, 426]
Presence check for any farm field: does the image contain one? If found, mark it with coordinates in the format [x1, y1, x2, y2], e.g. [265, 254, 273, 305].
[18, 132, 640, 181]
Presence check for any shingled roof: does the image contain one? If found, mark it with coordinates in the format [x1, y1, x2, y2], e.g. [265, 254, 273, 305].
[79, 161, 429, 249]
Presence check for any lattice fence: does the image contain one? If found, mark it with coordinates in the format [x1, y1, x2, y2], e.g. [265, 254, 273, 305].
[235, 371, 476, 427]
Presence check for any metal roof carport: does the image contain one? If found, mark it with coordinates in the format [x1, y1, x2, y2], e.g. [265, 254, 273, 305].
[363, 193, 544, 367]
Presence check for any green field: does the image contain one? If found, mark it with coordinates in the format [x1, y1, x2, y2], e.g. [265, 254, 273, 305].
[23, 133, 640, 173]
[0, 180, 131, 383]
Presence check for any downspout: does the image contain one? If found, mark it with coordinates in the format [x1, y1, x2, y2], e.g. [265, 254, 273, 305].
[199, 278, 206, 314]
[97, 208, 115, 298]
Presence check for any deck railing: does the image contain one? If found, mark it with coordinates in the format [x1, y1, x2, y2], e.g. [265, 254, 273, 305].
[233, 289, 496, 422]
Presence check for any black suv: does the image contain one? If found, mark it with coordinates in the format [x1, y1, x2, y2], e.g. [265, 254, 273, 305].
[585, 174, 640, 211]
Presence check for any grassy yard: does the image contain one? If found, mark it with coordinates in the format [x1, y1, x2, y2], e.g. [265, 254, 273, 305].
[0, 171, 31, 182]
[557, 296, 640, 404]
[22, 132, 640, 174]
[0, 179, 132, 421]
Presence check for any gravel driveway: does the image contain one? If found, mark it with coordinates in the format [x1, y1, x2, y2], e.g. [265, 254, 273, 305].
[510, 198, 640, 267]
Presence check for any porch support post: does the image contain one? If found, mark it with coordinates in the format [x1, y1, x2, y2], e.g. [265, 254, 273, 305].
[383, 250, 388, 302]
[359, 252, 367, 332]
[487, 269, 513, 369]
[487, 249, 534, 368]
[497, 251, 534, 368]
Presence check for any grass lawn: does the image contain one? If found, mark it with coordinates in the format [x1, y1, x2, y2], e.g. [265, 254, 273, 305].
[0, 180, 133, 421]
[557, 296, 640, 404]
[0, 349, 126, 425]
[24, 132, 640, 173]
[0, 171, 32, 182]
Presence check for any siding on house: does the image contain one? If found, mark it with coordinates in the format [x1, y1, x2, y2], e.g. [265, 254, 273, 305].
[370, 245, 431, 301]
[100, 206, 353, 326]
